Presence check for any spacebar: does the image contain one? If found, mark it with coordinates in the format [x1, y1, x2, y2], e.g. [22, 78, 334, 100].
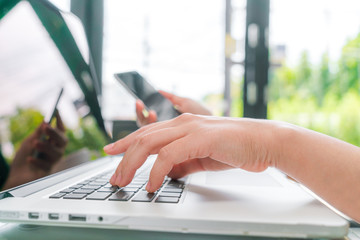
[131, 192, 156, 202]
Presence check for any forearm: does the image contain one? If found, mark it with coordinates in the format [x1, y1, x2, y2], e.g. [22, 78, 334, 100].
[274, 122, 360, 222]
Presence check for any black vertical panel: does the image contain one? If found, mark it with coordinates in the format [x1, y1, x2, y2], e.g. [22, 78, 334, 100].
[71, 0, 104, 95]
[243, 0, 269, 119]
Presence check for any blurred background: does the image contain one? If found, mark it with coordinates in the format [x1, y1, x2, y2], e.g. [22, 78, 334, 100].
[1, 0, 360, 164]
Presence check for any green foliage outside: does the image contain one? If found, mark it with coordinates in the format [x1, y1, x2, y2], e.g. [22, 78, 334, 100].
[8, 108, 44, 151]
[268, 32, 360, 147]
[204, 32, 360, 147]
[8, 108, 108, 161]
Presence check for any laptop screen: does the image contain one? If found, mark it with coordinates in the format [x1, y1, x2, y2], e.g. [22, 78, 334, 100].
[0, 1, 110, 190]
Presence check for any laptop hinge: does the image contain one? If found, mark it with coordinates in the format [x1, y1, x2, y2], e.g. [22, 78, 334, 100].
[0, 191, 14, 200]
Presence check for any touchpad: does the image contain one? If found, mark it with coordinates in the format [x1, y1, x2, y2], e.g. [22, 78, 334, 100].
[206, 169, 281, 187]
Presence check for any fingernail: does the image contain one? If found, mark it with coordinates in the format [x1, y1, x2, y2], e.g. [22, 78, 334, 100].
[110, 174, 116, 185]
[103, 143, 114, 152]
[115, 173, 122, 186]
[146, 182, 151, 192]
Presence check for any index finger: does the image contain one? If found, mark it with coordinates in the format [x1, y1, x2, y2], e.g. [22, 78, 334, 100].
[104, 116, 177, 155]
[110, 125, 185, 187]
[146, 132, 211, 192]
[104, 113, 202, 156]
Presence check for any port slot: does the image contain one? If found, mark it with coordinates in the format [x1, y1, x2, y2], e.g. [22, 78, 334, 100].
[28, 212, 39, 219]
[48, 213, 59, 220]
[69, 214, 86, 222]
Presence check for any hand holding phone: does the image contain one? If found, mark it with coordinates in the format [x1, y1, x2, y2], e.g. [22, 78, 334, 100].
[114, 71, 180, 121]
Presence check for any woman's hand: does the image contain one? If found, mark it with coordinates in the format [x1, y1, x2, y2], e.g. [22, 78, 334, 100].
[104, 112, 360, 222]
[104, 114, 278, 193]
[136, 90, 212, 127]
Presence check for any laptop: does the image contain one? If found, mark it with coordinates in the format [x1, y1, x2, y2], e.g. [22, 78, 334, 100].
[0, 153, 349, 238]
[0, 1, 348, 238]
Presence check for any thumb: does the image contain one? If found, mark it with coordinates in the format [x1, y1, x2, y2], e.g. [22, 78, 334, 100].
[158, 90, 184, 112]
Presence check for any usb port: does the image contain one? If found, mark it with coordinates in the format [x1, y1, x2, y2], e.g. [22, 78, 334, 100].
[69, 214, 86, 222]
[28, 212, 39, 219]
[48, 213, 59, 220]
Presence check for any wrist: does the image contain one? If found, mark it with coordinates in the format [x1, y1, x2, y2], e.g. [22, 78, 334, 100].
[269, 121, 301, 172]
[234, 118, 290, 172]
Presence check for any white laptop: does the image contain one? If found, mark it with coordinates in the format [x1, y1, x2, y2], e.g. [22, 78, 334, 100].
[0, 2, 349, 237]
[0, 154, 349, 239]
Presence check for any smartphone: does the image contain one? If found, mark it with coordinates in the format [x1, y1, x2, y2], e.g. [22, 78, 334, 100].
[114, 71, 181, 121]
[34, 87, 64, 158]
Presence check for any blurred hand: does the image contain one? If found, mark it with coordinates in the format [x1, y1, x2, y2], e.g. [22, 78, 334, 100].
[3, 111, 68, 189]
[105, 114, 277, 193]
[136, 90, 212, 127]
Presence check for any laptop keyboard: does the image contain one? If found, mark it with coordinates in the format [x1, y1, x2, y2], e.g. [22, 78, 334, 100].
[49, 170, 185, 204]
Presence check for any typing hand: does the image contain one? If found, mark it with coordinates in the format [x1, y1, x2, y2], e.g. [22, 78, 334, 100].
[105, 114, 276, 193]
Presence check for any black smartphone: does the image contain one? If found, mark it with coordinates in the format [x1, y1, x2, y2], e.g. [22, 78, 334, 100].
[114, 71, 181, 121]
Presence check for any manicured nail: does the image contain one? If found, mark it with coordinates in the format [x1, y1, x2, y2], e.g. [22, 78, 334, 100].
[103, 143, 114, 152]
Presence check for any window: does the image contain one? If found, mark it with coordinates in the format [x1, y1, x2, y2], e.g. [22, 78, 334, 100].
[268, 0, 360, 146]
[102, 0, 225, 120]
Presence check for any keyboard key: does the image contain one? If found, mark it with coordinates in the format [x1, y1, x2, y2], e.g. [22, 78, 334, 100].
[97, 186, 118, 193]
[49, 193, 66, 199]
[73, 189, 94, 194]
[60, 188, 74, 193]
[132, 192, 156, 202]
[167, 180, 185, 189]
[92, 180, 108, 185]
[69, 184, 83, 189]
[159, 192, 181, 198]
[155, 196, 179, 203]
[162, 188, 183, 193]
[82, 185, 101, 190]
[86, 192, 112, 200]
[63, 193, 87, 199]
[103, 183, 114, 188]
[108, 191, 135, 201]
[88, 182, 104, 186]
[121, 187, 140, 192]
